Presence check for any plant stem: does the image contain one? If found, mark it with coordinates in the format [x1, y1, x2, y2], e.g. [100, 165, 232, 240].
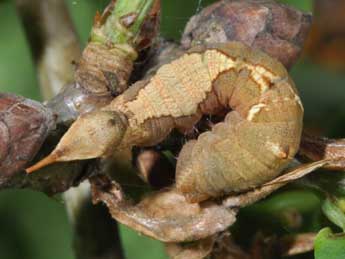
[91, 0, 158, 57]
[15, 0, 81, 99]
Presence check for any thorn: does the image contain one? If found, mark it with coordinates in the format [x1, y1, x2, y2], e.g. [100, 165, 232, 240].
[26, 153, 58, 174]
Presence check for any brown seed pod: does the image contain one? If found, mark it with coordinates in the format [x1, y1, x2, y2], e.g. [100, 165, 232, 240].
[27, 42, 303, 203]
[181, 0, 312, 69]
[0, 93, 54, 186]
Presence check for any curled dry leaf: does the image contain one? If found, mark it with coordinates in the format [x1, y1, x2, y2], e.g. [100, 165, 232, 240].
[91, 175, 237, 243]
[279, 233, 316, 257]
[165, 232, 250, 259]
[165, 236, 216, 259]
[250, 232, 316, 258]
[181, 0, 312, 69]
[0, 93, 54, 187]
[90, 160, 330, 243]
[299, 133, 345, 170]
[223, 159, 330, 208]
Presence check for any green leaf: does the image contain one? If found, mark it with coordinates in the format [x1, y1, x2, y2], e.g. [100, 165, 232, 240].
[322, 198, 345, 231]
[315, 228, 345, 259]
[278, 0, 313, 12]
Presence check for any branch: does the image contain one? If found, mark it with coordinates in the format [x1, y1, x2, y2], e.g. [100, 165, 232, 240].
[13, 1, 161, 258]
[299, 132, 345, 170]
[65, 182, 124, 259]
[15, 0, 81, 99]
[51, 0, 161, 125]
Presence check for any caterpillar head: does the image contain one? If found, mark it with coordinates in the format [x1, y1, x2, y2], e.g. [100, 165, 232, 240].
[26, 110, 127, 173]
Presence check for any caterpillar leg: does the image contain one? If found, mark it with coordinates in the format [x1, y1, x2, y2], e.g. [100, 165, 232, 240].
[176, 111, 292, 203]
[176, 140, 211, 203]
[176, 113, 242, 203]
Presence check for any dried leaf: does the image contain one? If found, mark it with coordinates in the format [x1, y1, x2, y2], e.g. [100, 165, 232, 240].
[91, 158, 330, 244]
[0, 93, 54, 186]
[211, 232, 251, 259]
[165, 236, 216, 259]
[250, 232, 315, 258]
[280, 233, 316, 257]
[223, 160, 330, 208]
[91, 175, 237, 242]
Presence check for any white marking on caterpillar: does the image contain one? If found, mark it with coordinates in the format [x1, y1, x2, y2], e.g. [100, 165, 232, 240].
[266, 141, 289, 159]
[246, 103, 267, 121]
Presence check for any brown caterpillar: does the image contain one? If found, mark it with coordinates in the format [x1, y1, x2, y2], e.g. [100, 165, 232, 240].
[27, 42, 303, 203]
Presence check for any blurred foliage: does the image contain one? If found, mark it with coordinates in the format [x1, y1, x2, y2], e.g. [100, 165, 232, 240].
[315, 228, 345, 259]
[321, 198, 345, 231]
[1, 0, 345, 259]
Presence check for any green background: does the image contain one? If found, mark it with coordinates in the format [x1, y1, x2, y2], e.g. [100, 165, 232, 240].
[2, 0, 345, 258]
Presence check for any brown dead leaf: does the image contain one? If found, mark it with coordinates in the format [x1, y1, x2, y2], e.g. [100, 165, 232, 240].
[249, 232, 316, 258]
[279, 233, 316, 257]
[91, 160, 331, 243]
[91, 175, 237, 243]
[211, 232, 250, 259]
[223, 160, 330, 208]
[165, 236, 216, 259]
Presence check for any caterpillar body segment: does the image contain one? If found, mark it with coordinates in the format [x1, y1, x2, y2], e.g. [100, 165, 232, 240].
[105, 42, 303, 202]
[26, 42, 303, 203]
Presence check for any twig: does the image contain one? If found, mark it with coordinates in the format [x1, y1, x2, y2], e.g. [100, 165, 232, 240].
[14, 1, 140, 258]
[299, 132, 345, 170]
[15, 0, 81, 99]
[66, 182, 124, 259]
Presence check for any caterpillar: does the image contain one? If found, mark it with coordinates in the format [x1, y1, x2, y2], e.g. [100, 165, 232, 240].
[27, 42, 303, 203]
